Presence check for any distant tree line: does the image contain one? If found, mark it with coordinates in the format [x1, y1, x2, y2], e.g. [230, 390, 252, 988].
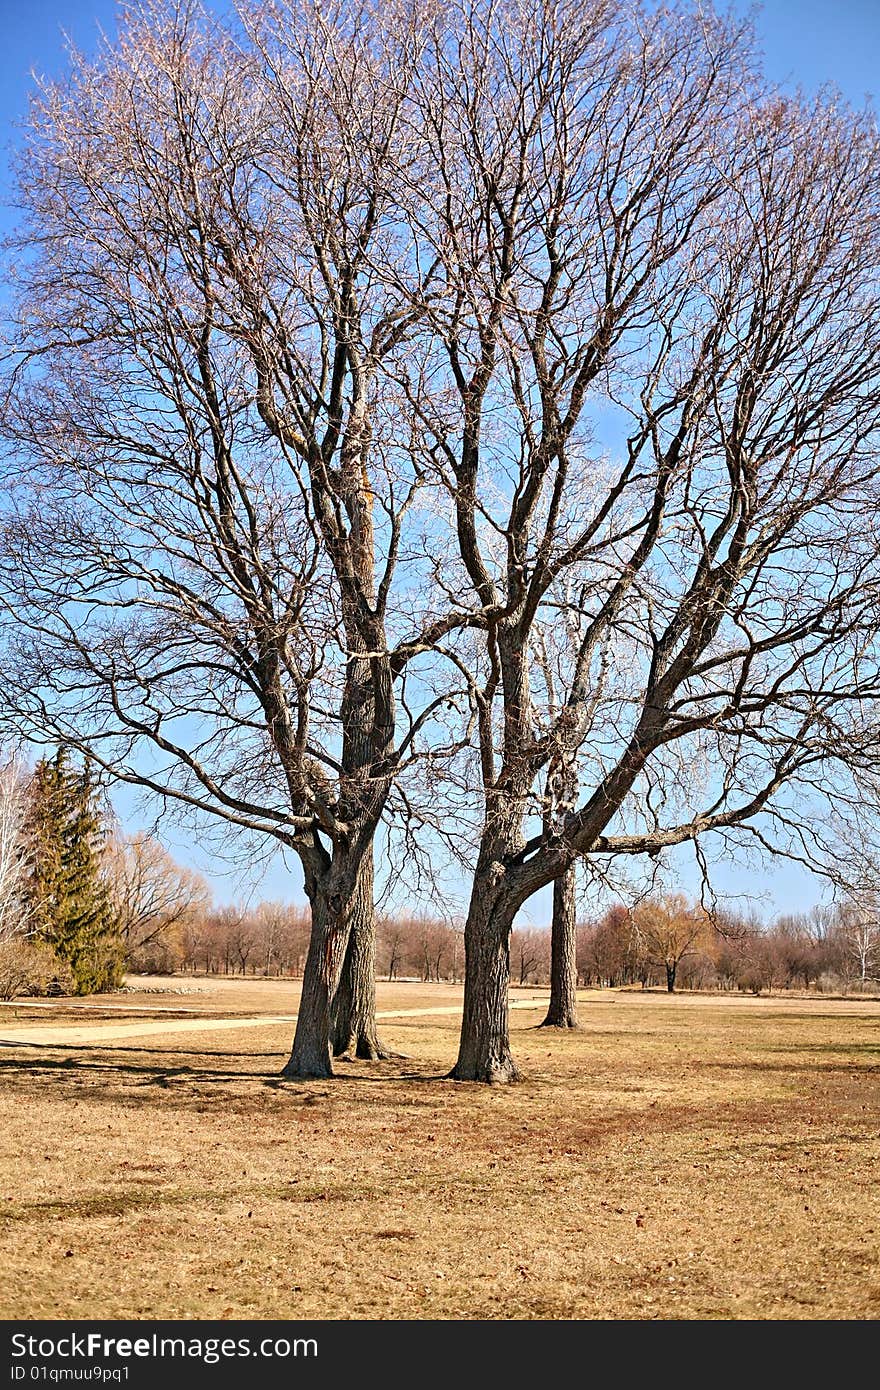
[1, 747, 876, 1000]
[132, 889, 880, 998]
[569, 899, 879, 996]
[479, 898, 877, 996]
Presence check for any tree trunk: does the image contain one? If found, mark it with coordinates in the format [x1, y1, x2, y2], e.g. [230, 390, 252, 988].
[282, 883, 352, 1079]
[329, 848, 397, 1059]
[541, 862, 580, 1028]
[284, 610, 393, 1075]
[666, 961, 676, 993]
[451, 874, 518, 1084]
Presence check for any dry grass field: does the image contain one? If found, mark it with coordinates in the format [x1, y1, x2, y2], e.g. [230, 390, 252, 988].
[1, 977, 878, 1320]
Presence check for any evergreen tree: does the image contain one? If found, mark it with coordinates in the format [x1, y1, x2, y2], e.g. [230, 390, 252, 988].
[22, 748, 123, 994]
[22, 751, 66, 942]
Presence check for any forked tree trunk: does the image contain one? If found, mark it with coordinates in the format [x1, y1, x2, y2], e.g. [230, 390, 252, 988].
[329, 848, 397, 1059]
[282, 882, 353, 1079]
[451, 878, 518, 1084]
[541, 862, 580, 1028]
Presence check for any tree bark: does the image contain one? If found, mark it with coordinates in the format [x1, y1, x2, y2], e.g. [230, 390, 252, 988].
[282, 880, 352, 1079]
[541, 862, 580, 1028]
[666, 961, 677, 993]
[329, 847, 397, 1059]
[451, 871, 518, 1084]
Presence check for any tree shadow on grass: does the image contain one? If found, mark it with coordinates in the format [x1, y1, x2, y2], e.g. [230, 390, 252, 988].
[264, 1069, 448, 1090]
[703, 1048, 880, 1074]
[0, 1047, 447, 1091]
[0, 1051, 257, 1086]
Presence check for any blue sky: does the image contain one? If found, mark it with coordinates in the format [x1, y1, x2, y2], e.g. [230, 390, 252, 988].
[1, 1, 877, 916]
[1, 1, 877, 225]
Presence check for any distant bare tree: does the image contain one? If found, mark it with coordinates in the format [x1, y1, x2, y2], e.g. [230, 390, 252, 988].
[633, 894, 706, 993]
[178, 913, 215, 976]
[202, 905, 253, 976]
[835, 903, 880, 986]
[413, 916, 460, 983]
[510, 928, 549, 987]
[0, 756, 28, 941]
[252, 899, 294, 976]
[104, 833, 211, 971]
[0, 754, 46, 999]
[581, 906, 637, 988]
[276, 903, 312, 977]
[229, 911, 258, 976]
[377, 914, 408, 981]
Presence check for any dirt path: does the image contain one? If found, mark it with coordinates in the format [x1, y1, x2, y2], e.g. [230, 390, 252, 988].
[0, 1016, 297, 1047]
[0, 997, 552, 1048]
[0, 1000, 212, 1014]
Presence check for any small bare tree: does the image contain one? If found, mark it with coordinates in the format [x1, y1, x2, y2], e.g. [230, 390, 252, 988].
[835, 903, 880, 986]
[632, 894, 706, 994]
[104, 832, 211, 971]
[377, 913, 408, 981]
[0, 756, 28, 938]
[510, 928, 549, 987]
[0, 754, 44, 998]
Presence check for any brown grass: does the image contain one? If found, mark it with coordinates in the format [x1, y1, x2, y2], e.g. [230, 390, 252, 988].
[1, 978, 879, 1320]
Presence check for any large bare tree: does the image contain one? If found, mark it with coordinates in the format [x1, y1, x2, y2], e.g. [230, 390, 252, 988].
[0, 0, 462, 1076]
[395, 0, 880, 1079]
[4, 0, 880, 1090]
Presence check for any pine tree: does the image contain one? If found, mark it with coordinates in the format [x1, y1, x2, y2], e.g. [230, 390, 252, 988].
[22, 748, 123, 994]
[22, 751, 66, 943]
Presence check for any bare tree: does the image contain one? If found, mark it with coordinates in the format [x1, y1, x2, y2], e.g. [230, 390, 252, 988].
[395, 0, 880, 1078]
[0, 753, 48, 999]
[252, 898, 294, 975]
[0, 0, 463, 1075]
[276, 903, 312, 977]
[632, 894, 705, 993]
[835, 902, 880, 986]
[4, 0, 880, 1087]
[818, 832, 880, 987]
[579, 906, 632, 987]
[412, 914, 459, 982]
[177, 916, 208, 976]
[104, 832, 211, 970]
[0, 755, 28, 941]
[377, 912, 408, 981]
[228, 909, 258, 976]
[510, 927, 549, 987]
